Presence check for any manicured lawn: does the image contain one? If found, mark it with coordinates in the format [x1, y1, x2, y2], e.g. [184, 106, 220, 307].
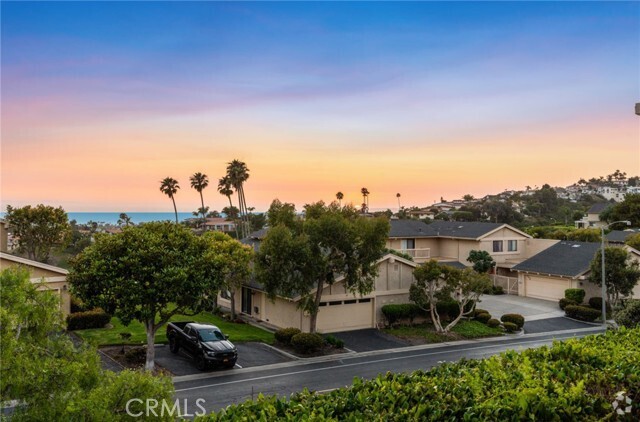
[74, 311, 274, 346]
[384, 320, 503, 343]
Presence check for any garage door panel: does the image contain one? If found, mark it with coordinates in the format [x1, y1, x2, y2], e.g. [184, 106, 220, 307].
[317, 300, 373, 333]
[525, 275, 569, 301]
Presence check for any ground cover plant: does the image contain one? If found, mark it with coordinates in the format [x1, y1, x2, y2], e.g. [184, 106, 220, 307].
[199, 328, 640, 421]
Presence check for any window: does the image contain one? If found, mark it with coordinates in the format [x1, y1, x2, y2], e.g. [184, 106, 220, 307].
[401, 239, 415, 250]
[358, 298, 371, 303]
[508, 240, 517, 252]
[492, 240, 503, 252]
[329, 300, 342, 306]
[344, 299, 357, 305]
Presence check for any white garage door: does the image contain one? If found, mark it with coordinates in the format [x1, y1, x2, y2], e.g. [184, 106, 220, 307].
[525, 275, 570, 301]
[317, 298, 374, 333]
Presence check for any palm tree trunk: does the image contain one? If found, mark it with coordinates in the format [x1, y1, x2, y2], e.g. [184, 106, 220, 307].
[171, 196, 178, 224]
[239, 185, 249, 238]
[199, 192, 206, 229]
[227, 195, 240, 239]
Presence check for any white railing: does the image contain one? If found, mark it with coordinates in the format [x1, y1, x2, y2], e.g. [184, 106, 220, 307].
[490, 274, 519, 295]
[401, 248, 431, 259]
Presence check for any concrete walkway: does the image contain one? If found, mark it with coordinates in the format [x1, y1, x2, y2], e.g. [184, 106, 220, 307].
[477, 294, 564, 321]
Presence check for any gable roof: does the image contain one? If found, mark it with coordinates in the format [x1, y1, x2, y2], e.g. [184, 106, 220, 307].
[0, 252, 69, 275]
[587, 203, 610, 214]
[606, 229, 640, 244]
[389, 220, 531, 240]
[512, 241, 600, 278]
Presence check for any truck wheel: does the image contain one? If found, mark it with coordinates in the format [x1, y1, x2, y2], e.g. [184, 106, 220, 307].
[195, 355, 207, 371]
[169, 337, 179, 354]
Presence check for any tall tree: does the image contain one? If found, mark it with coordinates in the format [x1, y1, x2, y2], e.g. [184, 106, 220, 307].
[409, 261, 490, 333]
[336, 191, 344, 207]
[226, 160, 251, 238]
[5, 204, 71, 262]
[218, 176, 240, 239]
[588, 247, 640, 309]
[190, 172, 209, 228]
[396, 193, 401, 209]
[69, 222, 229, 371]
[159, 177, 180, 223]
[256, 200, 389, 333]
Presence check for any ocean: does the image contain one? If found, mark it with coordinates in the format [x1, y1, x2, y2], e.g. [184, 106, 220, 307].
[65, 212, 195, 225]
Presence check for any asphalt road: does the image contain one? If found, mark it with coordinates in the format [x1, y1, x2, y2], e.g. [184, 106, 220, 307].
[173, 327, 604, 416]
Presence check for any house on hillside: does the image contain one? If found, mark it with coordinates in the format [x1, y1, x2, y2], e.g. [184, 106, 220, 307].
[0, 219, 71, 315]
[204, 217, 237, 233]
[512, 241, 640, 301]
[575, 203, 611, 228]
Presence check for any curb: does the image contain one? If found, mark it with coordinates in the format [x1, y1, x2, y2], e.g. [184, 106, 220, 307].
[172, 326, 605, 383]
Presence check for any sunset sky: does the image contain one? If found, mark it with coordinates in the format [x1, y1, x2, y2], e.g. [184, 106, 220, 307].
[1, 2, 639, 213]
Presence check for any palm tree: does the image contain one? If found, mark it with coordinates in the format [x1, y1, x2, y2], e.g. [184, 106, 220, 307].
[117, 213, 132, 227]
[159, 177, 180, 223]
[336, 192, 344, 207]
[361, 187, 370, 213]
[218, 176, 239, 239]
[396, 193, 401, 210]
[190, 172, 209, 228]
[226, 160, 250, 238]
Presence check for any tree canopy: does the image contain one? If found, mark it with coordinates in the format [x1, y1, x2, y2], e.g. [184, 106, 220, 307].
[5, 204, 71, 262]
[600, 194, 640, 227]
[256, 200, 390, 332]
[589, 247, 640, 308]
[69, 222, 238, 370]
[467, 250, 496, 273]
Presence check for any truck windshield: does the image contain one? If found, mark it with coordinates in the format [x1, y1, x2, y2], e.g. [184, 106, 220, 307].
[198, 329, 225, 342]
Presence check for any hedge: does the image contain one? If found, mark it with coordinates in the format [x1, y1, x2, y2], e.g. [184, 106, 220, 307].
[200, 328, 640, 421]
[475, 313, 492, 324]
[500, 314, 525, 329]
[564, 288, 585, 304]
[588, 297, 611, 313]
[559, 298, 577, 311]
[614, 299, 640, 328]
[381, 304, 423, 326]
[290, 333, 324, 354]
[66, 309, 111, 330]
[274, 328, 301, 345]
[487, 318, 501, 328]
[565, 305, 601, 322]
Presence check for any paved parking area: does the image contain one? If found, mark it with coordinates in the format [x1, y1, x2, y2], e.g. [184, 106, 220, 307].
[477, 294, 564, 321]
[332, 329, 410, 352]
[523, 317, 597, 334]
[155, 342, 292, 376]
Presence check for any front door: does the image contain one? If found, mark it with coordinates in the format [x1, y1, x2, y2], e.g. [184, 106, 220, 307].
[241, 287, 252, 315]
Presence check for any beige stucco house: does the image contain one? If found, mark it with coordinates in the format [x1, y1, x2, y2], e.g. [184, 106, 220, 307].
[575, 203, 610, 228]
[220, 253, 417, 333]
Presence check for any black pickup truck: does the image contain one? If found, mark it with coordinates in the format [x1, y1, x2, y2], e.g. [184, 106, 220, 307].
[166, 322, 237, 370]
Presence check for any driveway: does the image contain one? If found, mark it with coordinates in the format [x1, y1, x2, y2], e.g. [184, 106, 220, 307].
[477, 294, 563, 321]
[332, 329, 410, 352]
[155, 342, 292, 376]
[524, 317, 597, 334]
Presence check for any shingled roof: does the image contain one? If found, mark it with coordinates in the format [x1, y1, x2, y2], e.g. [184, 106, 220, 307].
[606, 229, 640, 244]
[389, 220, 526, 240]
[512, 241, 600, 278]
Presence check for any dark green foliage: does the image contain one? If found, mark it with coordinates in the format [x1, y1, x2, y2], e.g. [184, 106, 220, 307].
[487, 285, 504, 295]
[324, 335, 345, 349]
[383, 248, 414, 262]
[599, 193, 640, 227]
[467, 250, 496, 273]
[473, 309, 488, 317]
[70, 296, 87, 313]
[435, 300, 459, 320]
[290, 333, 324, 354]
[589, 247, 640, 308]
[475, 313, 492, 324]
[566, 228, 601, 243]
[200, 328, 640, 421]
[503, 322, 518, 332]
[66, 309, 111, 330]
[274, 327, 301, 345]
[588, 297, 611, 313]
[381, 304, 423, 326]
[565, 305, 601, 322]
[487, 318, 501, 328]
[564, 288, 585, 304]
[613, 299, 640, 328]
[559, 298, 578, 311]
[500, 314, 525, 329]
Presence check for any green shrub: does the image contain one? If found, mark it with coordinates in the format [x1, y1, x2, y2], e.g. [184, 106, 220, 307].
[436, 300, 459, 320]
[324, 335, 344, 348]
[66, 309, 111, 330]
[614, 299, 640, 328]
[588, 297, 611, 313]
[290, 333, 324, 354]
[473, 308, 488, 317]
[487, 318, 501, 328]
[199, 327, 640, 421]
[564, 288, 585, 304]
[274, 327, 302, 345]
[475, 313, 492, 324]
[70, 296, 87, 314]
[559, 298, 577, 310]
[503, 322, 518, 332]
[381, 304, 423, 326]
[565, 305, 601, 322]
[500, 314, 525, 329]
[491, 285, 504, 295]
